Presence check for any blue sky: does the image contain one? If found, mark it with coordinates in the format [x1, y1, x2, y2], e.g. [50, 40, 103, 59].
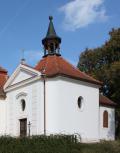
[0, 0, 120, 74]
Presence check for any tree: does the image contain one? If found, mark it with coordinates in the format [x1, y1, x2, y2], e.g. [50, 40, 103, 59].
[77, 28, 120, 103]
[77, 28, 120, 137]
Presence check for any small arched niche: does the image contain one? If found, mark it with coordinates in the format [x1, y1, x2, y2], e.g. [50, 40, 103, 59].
[103, 110, 108, 128]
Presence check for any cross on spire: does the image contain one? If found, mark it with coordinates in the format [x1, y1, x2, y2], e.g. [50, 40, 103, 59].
[21, 49, 26, 64]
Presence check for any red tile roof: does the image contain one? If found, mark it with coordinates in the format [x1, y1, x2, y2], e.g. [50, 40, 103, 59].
[0, 66, 7, 74]
[0, 73, 8, 88]
[0, 66, 8, 99]
[99, 94, 116, 107]
[35, 55, 102, 85]
[0, 67, 8, 87]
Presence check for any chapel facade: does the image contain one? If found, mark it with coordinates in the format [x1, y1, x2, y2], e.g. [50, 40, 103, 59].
[0, 17, 116, 142]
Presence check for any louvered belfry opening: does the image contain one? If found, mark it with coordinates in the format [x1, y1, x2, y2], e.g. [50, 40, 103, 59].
[42, 16, 61, 57]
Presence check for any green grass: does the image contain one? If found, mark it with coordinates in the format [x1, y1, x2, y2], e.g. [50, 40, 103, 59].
[0, 136, 120, 153]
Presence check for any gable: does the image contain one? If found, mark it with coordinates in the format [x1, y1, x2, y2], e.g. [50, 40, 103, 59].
[4, 64, 41, 90]
[10, 70, 36, 85]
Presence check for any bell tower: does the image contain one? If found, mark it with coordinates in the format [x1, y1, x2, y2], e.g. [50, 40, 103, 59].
[42, 16, 61, 57]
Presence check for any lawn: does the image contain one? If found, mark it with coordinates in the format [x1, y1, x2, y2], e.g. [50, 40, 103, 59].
[0, 136, 120, 153]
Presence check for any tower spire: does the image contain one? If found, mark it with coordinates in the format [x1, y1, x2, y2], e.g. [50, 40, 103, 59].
[46, 16, 57, 37]
[42, 16, 61, 57]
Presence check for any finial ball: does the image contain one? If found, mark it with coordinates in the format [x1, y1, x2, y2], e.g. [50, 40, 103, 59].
[49, 16, 53, 21]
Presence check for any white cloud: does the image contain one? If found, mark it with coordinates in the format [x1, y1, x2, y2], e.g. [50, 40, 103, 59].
[59, 0, 108, 31]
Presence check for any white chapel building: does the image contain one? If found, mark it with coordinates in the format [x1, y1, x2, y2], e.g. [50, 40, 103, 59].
[0, 16, 116, 142]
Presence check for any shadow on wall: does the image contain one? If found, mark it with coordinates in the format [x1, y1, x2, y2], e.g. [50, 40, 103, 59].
[107, 111, 115, 139]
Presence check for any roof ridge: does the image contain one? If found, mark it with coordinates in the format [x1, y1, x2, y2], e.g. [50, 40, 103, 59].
[35, 58, 44, 68]
[99, 94, 116, 106]
[60, 56, 86, 75]
[60, 56, 100, 82]
[60, 56, 79, 71]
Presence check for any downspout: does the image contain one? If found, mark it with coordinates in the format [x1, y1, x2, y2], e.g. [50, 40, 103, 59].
[41, 72, 46, 135]
[43, 78, 46, 135]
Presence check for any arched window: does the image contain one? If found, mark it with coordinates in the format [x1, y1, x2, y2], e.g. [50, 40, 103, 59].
[21, 99, 26, 111]
[103, 110, 108, 128]
[78, 96, 83, 109]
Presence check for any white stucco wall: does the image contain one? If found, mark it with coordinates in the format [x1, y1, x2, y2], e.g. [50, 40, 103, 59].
[5, 80, 44, 137]
[100, 106, 115, 140]
[1, 69, 115, 142]
[0, 99, 7, 135]
[45, 76, 100, 142]
[2, 75, 100, 142]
